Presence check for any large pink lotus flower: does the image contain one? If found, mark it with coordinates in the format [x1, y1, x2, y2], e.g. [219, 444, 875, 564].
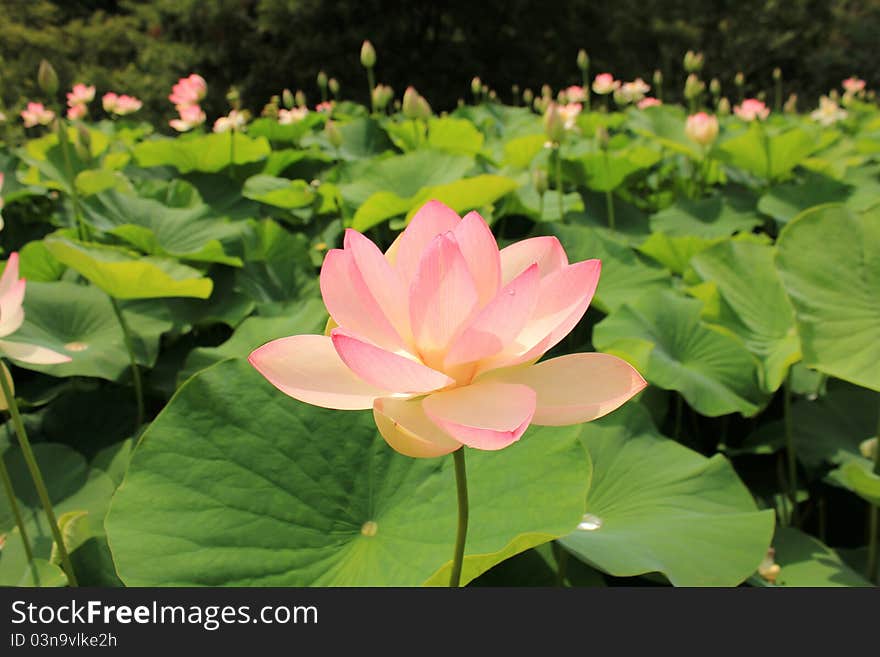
[169, 104, 206, 132]
[103, 92, 143, 116]
[0, 253, 72, 365]
[591, 73, 619, 95]
[685, 112, 719, 145]
[169, 74, 207, 107]
[66, 83, 95, 107]
[249, 201, 646, 458]
[733, 98, 770, 121]
[20, 102, 55, 128]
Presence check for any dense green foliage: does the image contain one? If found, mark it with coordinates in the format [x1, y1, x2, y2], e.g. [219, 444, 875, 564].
[2, 0, 879, 128]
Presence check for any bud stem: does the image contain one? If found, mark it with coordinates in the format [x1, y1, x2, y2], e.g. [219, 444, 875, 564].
[865, 406, 880, 583]
[783, 368, 800, 526]
[449, 447, 469, 587]
[367, 67, 376, 115]
[110, 298, 145, 431]
[0, 443, 38, 581]
[0, 361, 78, 586]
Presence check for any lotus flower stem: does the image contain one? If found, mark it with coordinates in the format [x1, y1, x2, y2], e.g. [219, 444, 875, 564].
[110, 298, 144, 429]
[552, 541, 569, 586]
[866, 407, 880, 583]
[783, 371, 799, 526]
[56, 120, 89, 242]
[553, 148, 563, 220]
[0, 451, 38, 579]
[0, 361, 78, 586]
[367, 68, 376, 115]
[605, 190, 616, 231]
[449, 447, 469, 587]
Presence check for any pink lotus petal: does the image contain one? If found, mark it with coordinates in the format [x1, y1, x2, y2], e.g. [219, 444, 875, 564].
[444, 263, 540, 367]
[320, 248, 405, 352]
[331, 328, 454, 394]
[422, 381, 536, 450]
[453, 211, 501, 305]
[485, 353, 647, 425]
[0, 278, 26, 338]
[409, 233, 479, 364]
[499, 236, 568, 285]
[0, 340, 72, 365]
[344, 228, 413, 346]
[248, 334, 389, 410]
[373, 397, 462, 458]
[390, 200, 461, 282]
[0, 252, 20, 298]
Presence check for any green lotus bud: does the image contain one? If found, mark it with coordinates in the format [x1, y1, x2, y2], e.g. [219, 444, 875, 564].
[471, 76, 482, 97]
[282, 88, 294, 109]
[325, 119, 343, 148]
[684, 74, 705, 100]
[859, 437, 878, 460]
[577, 49, 589, 71]
[481, 84, 489, 96]
[783, 93, 797, 114]
[295, 90, 306, 108]
[360, 40, 376, 69]
[772, 67, 782, 82]
[402, 86, 421, 119]
[522, 88, 534, 105]
[683, 50, 704, 73]
[734, 72, 745, 88]
[709, 78, 721, 96]
[653, 69, 663, 88]
[38, 59, 59, 96]
[74, 123, 92, 160]
[416, 95, 432, 120]
[511, 83, 520, 98]
[541, 84, 552, 99]
[226, 86, 240, 109]
[488, 90, 497, 102]
[544, 103, 565, 143]
[328, 78, 340, 96]
[317, 70, 328, 91]
[717, 97, 731, 116]
[532, 168, 548, 195]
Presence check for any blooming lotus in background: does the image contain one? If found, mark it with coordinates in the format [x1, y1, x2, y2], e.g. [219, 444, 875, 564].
[169, 104, 206, 132]
[66, 103, 88, 120]
[733, 98, 769, 121]
[213, 109, 248, 133]
[315, 101, 334, 114]
[278, 107, 309, 124]
[563, 85, 587, 103]
[249, 200, 646, 457]
[810, 96, 847, 126]
[20, 102, 55, 128]
[616, 78, 650, 104]
[103, 92, 143, 116]
[66, 83, 95, 107]
[557, 102, 582, 130]
[169, 74, 207, 107]
[591, 73, 619, 95]
[637, 97, 662, 109]
[0, 253, 72, 367]
[685, 112, 719, 146]
[842, 77, 865, 94]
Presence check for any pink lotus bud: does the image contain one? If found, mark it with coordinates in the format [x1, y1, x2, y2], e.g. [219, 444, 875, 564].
[247, 200, 647, 458]
[66, 83, 96, 107]
[543, 103, 566, 142]
[402, 86, 422, 119]
[20, 102, 55, 128]
[591, 73, 619, 95]
[360, 40, 377, 69]
[685, 112, 719, 146]
[637, 97, 662, 109]
[842, 77, 865, 94]
[733, 98, 770, 121]
[66, 103, 88, 120]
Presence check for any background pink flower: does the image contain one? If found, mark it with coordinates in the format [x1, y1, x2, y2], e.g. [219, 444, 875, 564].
[20, 102, 55, 127]
[249, 200, 646, 458]
[734, 98, 770, 121]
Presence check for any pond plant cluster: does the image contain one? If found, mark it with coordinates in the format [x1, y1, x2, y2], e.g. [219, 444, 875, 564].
[0, 45, 878, 588]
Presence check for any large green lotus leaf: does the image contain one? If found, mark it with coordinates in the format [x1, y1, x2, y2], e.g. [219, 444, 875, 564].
[132, 132, 271, 173]
[335, 117, 395, 159]
[105, 359, 591, 586]
[628, 104, 702, 158]
[18, 240, 66, 282]
[17, 127, 110, 192]
[427, 117, 485, 155]
[768, 527, 873, 587]
[241, 175, 316, 209]
[74, 169, 130, 197]
[717, 124, 817, 180]
[637, 232, 719, 275]
[247, 115, 324, 144]
[594, 291, 766, 416]
[5, 281, 172, 380]
[571, 146, 660, 192]
[337, 150, 474, 208]
[650, 192, 762, 239]
[552, 223, 672, 313]
[0, 442, 117, 586]
[775, 205, 880, 391]
[691, 240, 801, 393]
[43, 237, 213, 300]
[756, 172, 880, 224]
[80, 190, 243, 266]
[559, 404, 774, 586]
[177, 298, 327, 383]
[234, 219, 319, 314]
[502, 134, 547, 169]
[352, 175, 518, 232]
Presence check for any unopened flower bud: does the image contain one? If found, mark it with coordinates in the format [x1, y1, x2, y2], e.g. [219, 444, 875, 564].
[859, 437, 878, 461]
[329, 78, 340, 96]
[471, 76, 482, 97]
[717, 97, 731, 115]
[773, 67, 782, 82]
[295, 90, 307, 108]
[38, 59, 59, 96]
[709, 78, 721, 96]
[317, 70, 328, 91]
[226, 87, 240, 109]
[684, 74, 705, 100]
[653, 69, 663, 88]
[544, 103, 566, 143]
[758, 547, 781, 584]
[402, 86, 421, 119]
[783, 93, 798, 114]
[282, 88, 294, 109]
[684, 50, 704, 73]
[577, 49, 589, 71]
[522, 88, 534, 105]
[416, 95, 432, 120]
[75, 123, 92, 159]
[533, 168, 548, 195]
[360, 40, 377, 69]
[734, 72, 745, 88]
[541, 84, 552, 99]
[324, 119, 343, 148]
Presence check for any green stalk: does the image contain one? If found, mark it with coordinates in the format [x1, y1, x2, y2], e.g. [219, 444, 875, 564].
[583, 66, 591, 112]
[554, 147, 564, 220]
[0, 450, 38, 581]
[783, 370, 799, 526]
[449, 448, 469, 587]
[367, 67, 376, 114]
[56, 120, 89, 242]
[110, 298, 144, 429]
[865, 407, 880, 583]
[674, 394, 683, 441]
[0, 361, 77, 586]
[552, 541, 569, 586]
[605, 190, 616, 231]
